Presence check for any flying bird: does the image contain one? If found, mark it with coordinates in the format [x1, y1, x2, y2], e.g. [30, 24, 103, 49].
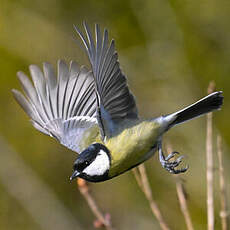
[12, 23, 223, 182]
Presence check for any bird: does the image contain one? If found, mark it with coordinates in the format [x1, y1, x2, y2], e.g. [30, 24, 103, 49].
[12, 22, 223, 183]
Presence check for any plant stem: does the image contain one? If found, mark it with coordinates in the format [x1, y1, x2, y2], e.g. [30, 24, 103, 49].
[206, 82, 215, 230]
[175, 178, 194, 230]
[217, 134, 229, 230]
[166, 143, 194, 230]
[77, 179, 114, 230]
[132, 168, 143, 188]
[134, 164, 170, 230]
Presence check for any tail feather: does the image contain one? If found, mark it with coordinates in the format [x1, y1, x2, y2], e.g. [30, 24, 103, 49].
[166, 91, 223, 128]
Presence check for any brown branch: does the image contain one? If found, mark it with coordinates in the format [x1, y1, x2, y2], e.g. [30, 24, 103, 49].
[134, 164, 170, 230]
[77, 178, 114, 230]
[175, 178, 194, 230]
[217, 134, 229, 230]
[166, 143, 194, 230]
[132, 168, 143, 189]
[206, 82, 215, 230]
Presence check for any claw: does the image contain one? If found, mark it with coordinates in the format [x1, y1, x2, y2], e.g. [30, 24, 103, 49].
[175, 155, 184, 163]
[165, 151, 179, 161]
[158, 141, 188, 175]
[173, 165, 189, 174]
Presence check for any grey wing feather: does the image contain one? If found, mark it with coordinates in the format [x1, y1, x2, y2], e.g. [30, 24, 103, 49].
[12, 60, 97, 153]
[74, 23, 138, 139]
[61, 116, 97, 153]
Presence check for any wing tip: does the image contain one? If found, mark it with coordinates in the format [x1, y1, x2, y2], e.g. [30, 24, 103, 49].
[29, 64, 43, 79]
[29, 64, 39, 71]
[58, 59, 65, 65]
[11, 88, 19, 97]
[42, 61, 52, 69]
[16, 71, 27, 81]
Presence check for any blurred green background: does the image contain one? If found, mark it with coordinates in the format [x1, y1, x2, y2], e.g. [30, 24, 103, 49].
[0, 0, 229, 229]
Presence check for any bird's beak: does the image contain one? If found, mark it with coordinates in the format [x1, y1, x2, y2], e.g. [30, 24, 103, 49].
[70, 171, 80, 181]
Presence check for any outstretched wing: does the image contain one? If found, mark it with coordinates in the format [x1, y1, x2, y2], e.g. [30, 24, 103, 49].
[12, 60, 98, 153]
[74, 23, 138, 139]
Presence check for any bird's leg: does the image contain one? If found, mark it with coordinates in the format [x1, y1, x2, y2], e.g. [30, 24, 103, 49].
[158, 141, 188, 174]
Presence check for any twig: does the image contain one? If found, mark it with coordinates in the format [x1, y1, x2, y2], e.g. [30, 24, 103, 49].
[175, 178, 194, 230]
[166, 143, 194, 230]
[132, 168, 143, 189]
[134, 164, 170, 230]
[206, 82, 215, 230]
[217, 134, 229, 230]
[77, 178, 114, 230]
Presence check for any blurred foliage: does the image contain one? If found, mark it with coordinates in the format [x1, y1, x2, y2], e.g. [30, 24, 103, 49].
[0, 0, 229, 229]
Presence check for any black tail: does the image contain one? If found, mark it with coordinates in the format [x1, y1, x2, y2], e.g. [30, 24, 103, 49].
[167, 91, 223, 128]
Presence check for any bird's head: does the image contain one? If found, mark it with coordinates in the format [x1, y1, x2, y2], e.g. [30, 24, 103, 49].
[70, 143, 111, 182]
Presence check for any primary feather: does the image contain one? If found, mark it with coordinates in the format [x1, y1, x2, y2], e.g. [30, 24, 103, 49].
[12, 60, 98, 153]
[74, 23, 138, 139]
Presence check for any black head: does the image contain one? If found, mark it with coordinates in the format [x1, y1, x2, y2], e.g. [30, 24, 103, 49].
[70, 143, 111, 182]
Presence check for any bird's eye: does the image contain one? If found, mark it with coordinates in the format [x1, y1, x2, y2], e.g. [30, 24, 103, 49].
[74, 161, 88, 172]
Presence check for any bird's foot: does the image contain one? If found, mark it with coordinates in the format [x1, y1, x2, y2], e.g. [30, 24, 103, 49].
[158, 143, 188, 174]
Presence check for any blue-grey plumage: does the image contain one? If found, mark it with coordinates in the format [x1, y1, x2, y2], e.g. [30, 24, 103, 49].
[12, 22, 223, 182]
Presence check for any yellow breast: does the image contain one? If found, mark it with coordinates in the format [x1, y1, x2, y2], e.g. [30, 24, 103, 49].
[106, 120, 161, 178]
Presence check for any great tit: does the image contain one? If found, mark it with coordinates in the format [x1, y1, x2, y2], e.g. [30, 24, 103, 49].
[12, 23, 223, 182]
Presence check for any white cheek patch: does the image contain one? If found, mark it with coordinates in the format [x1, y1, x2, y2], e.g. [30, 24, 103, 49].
[83, 150, 110, 176]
